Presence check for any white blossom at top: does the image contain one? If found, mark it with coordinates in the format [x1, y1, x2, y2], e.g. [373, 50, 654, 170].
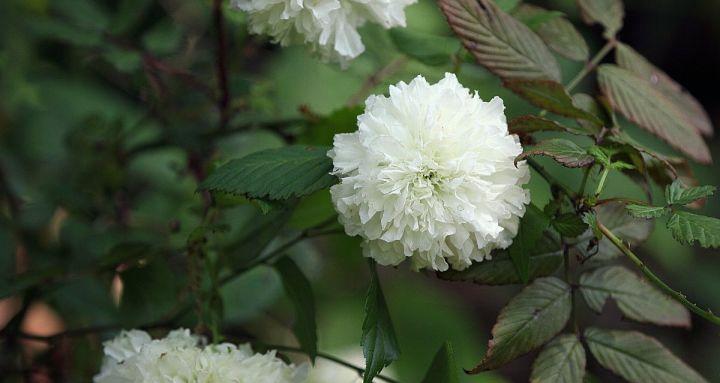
[94, 329, 308, 383]
[328, 73, 530, 271]
[233, 0, 417, 66]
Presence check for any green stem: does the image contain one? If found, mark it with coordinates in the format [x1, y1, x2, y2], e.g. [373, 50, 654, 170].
[578, 166, 591, 197]
[566, 40, 617, 92]
[598, 222, 720, 327]
[267, 344, 400, 383]
[594, 167, 610, 197]
[527, 158, 576, 198]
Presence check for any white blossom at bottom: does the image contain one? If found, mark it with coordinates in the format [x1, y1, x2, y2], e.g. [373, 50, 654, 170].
[94, 329, 308, 383]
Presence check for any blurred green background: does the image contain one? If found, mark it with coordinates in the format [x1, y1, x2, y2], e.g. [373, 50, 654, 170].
[0, 0, 719, 382]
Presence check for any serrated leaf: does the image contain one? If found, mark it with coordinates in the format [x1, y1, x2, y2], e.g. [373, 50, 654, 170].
[531, 334, 586, 383]
[553, 213, 588, 238]
[514, 4, 589, 61]
[625, 204, 670, 219]
[576, 0, 624, 39]
[584, 328, 707, 383]
[509, 115, 597, 136]
[199, 145, 337, 200]
[421, 342, 460, 383]
[389, 28, 461, 66]
[469, 277, 571, 372]
[275, 257, 318, 362]
[616, 43, 712, 137]
[438, 0, 560, 81]
[665, 180, 715, 206]
[509, 205, 551, 282]
[572, 203, 652, 261]
[597, 65, 711, 164]
[579, 266, 690, 328]
[667, 211, 720, 248]
[362, 262, 400, 383]
[504, 80, 602, 126]
[517, 139, 595, 168]
[439, 235, 562, 285]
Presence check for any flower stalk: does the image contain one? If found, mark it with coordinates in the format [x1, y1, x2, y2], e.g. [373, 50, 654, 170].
[598, 222, 720, 326]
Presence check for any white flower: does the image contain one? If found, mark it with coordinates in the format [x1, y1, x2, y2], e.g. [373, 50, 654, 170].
[233, 0, 416, 66]
[94, 329, 308, 383]
[328, 73, 530, 272]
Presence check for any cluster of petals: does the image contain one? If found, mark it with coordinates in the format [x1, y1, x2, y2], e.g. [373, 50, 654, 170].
[94, 329, 308, 383]
[233, 0, 416, 66]
[329, 73, 530, 271]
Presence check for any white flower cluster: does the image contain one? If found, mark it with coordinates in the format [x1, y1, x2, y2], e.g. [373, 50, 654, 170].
[233, 0, 416, 66]
[329, 73, 530, 272]
[94, 329, 308, 383]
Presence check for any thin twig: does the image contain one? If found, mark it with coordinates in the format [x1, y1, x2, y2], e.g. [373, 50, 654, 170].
[566, 39, 617, 92]
[347, 57, 408, 106]
[267, 344, 400, 383]
[598, 221, 720, 326]
[219, 219, 343, 286]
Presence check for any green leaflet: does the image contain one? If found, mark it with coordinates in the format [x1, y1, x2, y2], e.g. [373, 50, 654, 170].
[469, 277, 571, 372]
[579, 266, 690, 328]
[584, 328, 707, 383]
[362, 262, 400, 383]
[199, 145, 337, 200]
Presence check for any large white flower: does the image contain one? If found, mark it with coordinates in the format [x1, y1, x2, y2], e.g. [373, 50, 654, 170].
[233, 0, 416, 66]
[329, 73, 530, 272]
[94, 329, 308, 383]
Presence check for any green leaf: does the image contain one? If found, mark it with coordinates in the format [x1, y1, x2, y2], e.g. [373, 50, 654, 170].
[667, 211, 720, 248]
[362, 262, 400, 383]
[572, 203, 652, 261]
[615, 43, 712, 137]
[503, 80, 602, 126]
[509, 205, 551, 282]
[439, 235, 562, 285]
[275, 257, 318, 362]
[584, 328, 707, 383]
[517, 139, 595, 168]
[552, 213, 589, 238]
[625, 204, 670, 219]
[509, 115, 566, 134]
[579, 266, 690, 328]
[576, 0, 624, 39]
[665, 180, 715, 206]
[514, 4, 589, 61]
[199, 145, 337, 200]
[531, 334, 586, 383]
[421, 342, 460, 383]
[597, 65, 711, 164]
[469, 277, 571, 372]
[438, 0, 560, 81]
[389, 28, 461, 66]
